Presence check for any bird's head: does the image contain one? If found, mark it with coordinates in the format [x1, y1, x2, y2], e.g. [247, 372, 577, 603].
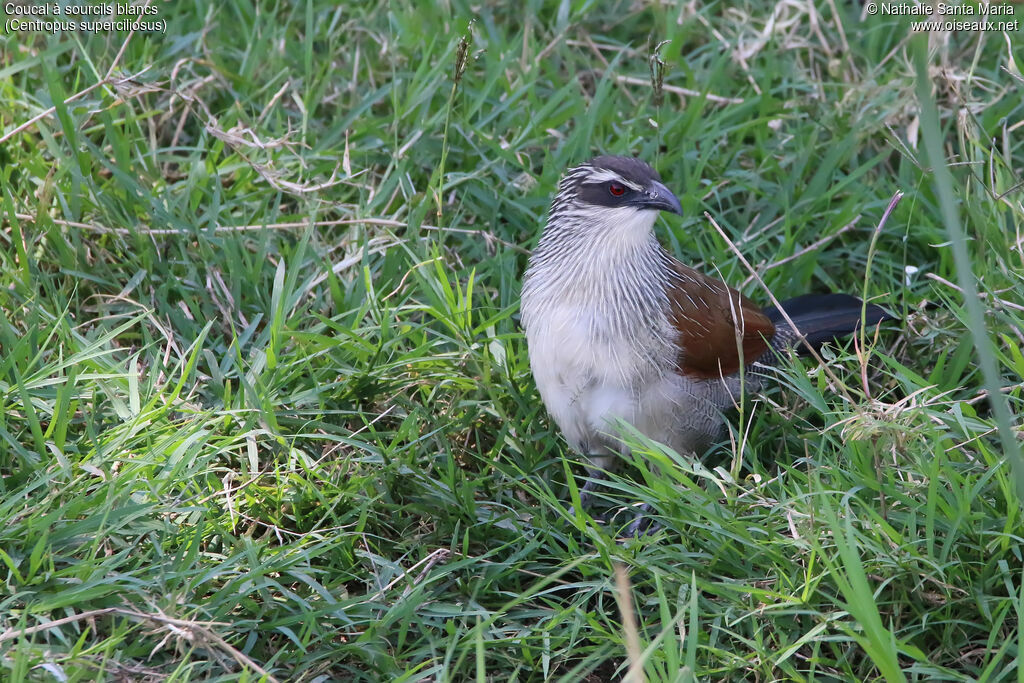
[550, 156, 683, 229]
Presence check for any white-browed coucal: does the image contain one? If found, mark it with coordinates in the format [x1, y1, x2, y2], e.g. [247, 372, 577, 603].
[521, 155, 892, 506]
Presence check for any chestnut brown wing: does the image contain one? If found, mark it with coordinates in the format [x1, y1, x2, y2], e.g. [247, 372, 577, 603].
[667, 259, 776, 379]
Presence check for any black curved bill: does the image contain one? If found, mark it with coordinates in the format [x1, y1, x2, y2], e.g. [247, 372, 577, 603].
[635, 180, 682, 215]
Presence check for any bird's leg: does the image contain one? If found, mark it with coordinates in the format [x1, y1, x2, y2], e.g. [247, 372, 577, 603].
[625, 504, 660, 536]
[568, 450, 615, 519]
[575, 474, 601, 509]
[570, 466, 662, 535]
[567, 469, 604, 519]
[584, 448, 661, 534]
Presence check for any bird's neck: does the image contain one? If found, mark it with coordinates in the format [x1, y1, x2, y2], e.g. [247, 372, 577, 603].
[524, 210, 671, 321]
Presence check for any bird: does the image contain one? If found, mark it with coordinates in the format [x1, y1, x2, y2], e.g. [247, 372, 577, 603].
[520, 155, 893, 516]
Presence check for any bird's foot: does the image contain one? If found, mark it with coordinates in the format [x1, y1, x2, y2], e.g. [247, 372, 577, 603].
[568, 494, 609, 523]
[567, 478, 599, 519]
[624, 503, 662, 537]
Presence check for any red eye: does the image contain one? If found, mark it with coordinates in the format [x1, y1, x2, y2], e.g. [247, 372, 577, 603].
[608, 182, 626, 196]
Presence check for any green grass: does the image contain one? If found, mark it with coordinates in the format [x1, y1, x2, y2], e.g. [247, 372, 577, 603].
[1, 1, 1022, 680]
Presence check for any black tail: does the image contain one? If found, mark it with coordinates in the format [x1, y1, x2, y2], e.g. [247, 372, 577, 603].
[762, 293, 895, 355]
